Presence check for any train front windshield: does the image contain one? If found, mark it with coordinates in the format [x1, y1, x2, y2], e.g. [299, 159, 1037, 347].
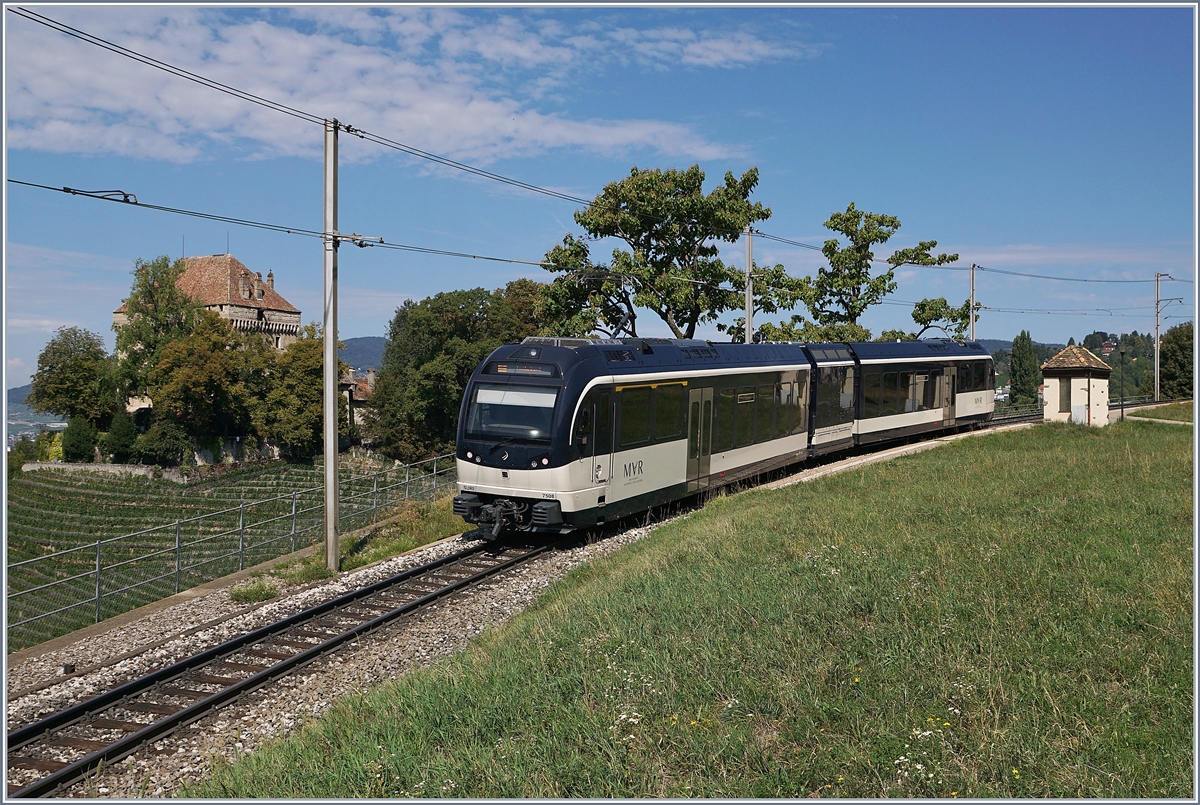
[464, 383, 558, 444]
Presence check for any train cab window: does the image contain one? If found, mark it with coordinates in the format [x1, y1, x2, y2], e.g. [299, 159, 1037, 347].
[793, 375, 809, 434]
[735, 385, 755, 447]
[618, 387, 652, 447]
[756, 385, 774, 443]
[653, 384, 684, 440]
[716, 387, 735, 451]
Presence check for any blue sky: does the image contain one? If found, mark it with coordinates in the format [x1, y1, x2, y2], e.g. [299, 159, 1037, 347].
[5, 5, 1195, 387]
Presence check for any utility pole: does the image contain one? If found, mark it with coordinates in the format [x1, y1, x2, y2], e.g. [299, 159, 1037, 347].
[323, 119, 340, 572]
[1154, 271, 1170, 402]
[744, 226, 753, 344]
[969, 263, 976, 342]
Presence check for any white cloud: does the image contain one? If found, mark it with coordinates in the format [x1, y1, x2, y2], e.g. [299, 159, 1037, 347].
[6, 243, 132, 272]
[5, 8, 818, 165]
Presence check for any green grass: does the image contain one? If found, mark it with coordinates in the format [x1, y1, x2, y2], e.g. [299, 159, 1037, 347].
[269, 494, 462, 584]
[1129, 400, 1193, 422]
[189, 421, 1192, 798]
[229, 575, 279, 604]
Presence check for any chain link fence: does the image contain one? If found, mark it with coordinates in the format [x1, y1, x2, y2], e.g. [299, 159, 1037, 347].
[7, 454, 456, 652]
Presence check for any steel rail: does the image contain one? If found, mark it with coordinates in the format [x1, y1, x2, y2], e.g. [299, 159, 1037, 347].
[7, 538, 556, 798]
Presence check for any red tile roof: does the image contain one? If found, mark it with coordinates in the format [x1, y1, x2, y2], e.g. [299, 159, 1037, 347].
[113, 254, 299, 314]
[1040, 345, 1112, 372]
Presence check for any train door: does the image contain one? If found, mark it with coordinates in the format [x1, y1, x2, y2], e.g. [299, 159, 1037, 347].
[592, 391, 614, 485]
[942, 368, 956, 424]
[687, 387, 713, 492]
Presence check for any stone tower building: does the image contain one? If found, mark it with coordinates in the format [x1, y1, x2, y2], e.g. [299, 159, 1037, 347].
[113, 254, 301, 350]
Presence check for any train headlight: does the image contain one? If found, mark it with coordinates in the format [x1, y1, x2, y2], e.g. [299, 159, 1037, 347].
[541, 457, 549, 465]
[530, 460, 538, 468]
[466, 451, 473, 459]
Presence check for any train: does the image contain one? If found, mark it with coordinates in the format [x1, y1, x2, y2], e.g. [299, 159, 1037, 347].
[453, 336, 994, 538]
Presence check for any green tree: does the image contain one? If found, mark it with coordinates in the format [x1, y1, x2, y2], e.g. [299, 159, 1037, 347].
[755, 315, 874, 344]
[114, 256, 202, 397]
[543, 165, 801, 339]
[103, 409, 138, 464]
[797, 203, 958, 330]
[7, 435, 38, 479]
[61, 417, 98, 463]
[263, 324, 347, 459]
[1158, 321, 1193, 399]
[148, 311, 247, 445]
[29, 326, 116, 426]
[367, 282, 543, 461]
[1010, 330, 1040, 405]
[136, 421, 191, 466]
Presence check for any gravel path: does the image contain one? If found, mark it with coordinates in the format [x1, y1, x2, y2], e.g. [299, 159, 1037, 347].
[5, 522, 667, 798]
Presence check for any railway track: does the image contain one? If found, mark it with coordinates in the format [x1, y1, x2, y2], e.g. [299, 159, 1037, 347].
[5, 539, 557, 798]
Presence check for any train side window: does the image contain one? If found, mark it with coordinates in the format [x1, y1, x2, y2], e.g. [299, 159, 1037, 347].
[793, 374, 809, 434]
[572, 402, 593, 460]
[863, 372, 882, 418]
[688, 400, 700, 458]
[987, 361, 995, 390]
[756, 384, 774, 443]
[716, 387, 735, 451]
[881, 371, 898, 416]
[840, 368, 855, 418]
[618, 387, 651, 447]
[972, 361, 986, 392]
[702, 399, 712, 456]
[735, 385, 755, 447]
[654, 384, 684, 440]
[775, 382, 793, 437]
[958, 363, 972, 393]
[913, 372, 930, 411]
[897, 371, 913, 413]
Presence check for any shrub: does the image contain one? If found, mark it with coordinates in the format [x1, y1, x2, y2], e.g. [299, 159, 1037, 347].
[136, 421, 192, 466]
[61, 418, 98, 463]
[7, 435, 38, 479]
[103, 409, 138, 463]
[230, 575, 279, 604]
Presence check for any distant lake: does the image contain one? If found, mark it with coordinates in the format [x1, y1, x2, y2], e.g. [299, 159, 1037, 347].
[7, 403, 66, 442]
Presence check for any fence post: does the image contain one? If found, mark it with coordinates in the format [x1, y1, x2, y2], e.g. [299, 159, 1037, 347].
[95, 540, 102, 624]
[372, 473, 379, 525]
[290, 491, 298, 553]
[175, 521, 182, 594]
[404, 464, 411, 502]
[432, 456, 438, 500]
[238, 503, 245, 571]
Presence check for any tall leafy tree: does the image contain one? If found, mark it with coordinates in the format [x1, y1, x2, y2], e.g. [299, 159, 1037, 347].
[1157, 321, 1193, 399]
[262, 324, 347, 459]
[103, 409, 138, 464]
[29, 326, 116, 426]
[61, 417, 98, 463]
[798, 203, 959, 330]
[367, 282, 547, 461]
[543, 165, 801, 339]
[1010, 330, 1040, 404]
[878, 297, 978, 342]
[147, 311, 248, 446]
[114, 256, 202, 397]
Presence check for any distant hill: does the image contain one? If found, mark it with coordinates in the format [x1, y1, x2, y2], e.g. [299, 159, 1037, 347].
[7, 383, 31, 406]
[339, 336, 385, 371]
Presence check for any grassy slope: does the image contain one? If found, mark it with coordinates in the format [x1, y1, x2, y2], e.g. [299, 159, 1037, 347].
[192, 421, 1193, 799]
[1129, 401, 1193, 422]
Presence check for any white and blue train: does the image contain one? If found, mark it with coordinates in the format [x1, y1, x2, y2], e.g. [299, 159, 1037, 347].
[453, 337, 994, 537]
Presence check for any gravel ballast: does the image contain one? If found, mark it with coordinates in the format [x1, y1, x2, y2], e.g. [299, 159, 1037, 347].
[5, 524, 665, 798]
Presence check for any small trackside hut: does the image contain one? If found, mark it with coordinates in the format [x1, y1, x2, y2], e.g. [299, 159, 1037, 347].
[453, 337, 994, 538]
[1039, 345, 1111, 426]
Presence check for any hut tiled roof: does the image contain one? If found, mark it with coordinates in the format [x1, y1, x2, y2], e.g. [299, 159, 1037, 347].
[1040, 345, 1112, 373]
[113, 255, 299, 314]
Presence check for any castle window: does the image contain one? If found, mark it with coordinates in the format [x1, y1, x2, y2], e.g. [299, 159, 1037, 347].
[256, 288, 264, 300]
